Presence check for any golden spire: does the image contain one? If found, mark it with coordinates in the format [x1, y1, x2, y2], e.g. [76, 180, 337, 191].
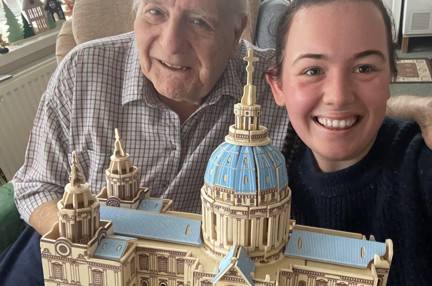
[225, 49, 270, 146]
[241, 49, 259, 106]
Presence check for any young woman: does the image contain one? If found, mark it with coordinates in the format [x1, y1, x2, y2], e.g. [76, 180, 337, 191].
[266, 0, 432, 285]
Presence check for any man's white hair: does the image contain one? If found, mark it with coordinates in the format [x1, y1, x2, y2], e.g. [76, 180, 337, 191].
[132, 0, 249, 29]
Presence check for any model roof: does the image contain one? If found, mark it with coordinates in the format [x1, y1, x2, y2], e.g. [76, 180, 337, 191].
[94, 237, 129, 261]
[100, 205, 202, 246]
[285, 229, 387, 268]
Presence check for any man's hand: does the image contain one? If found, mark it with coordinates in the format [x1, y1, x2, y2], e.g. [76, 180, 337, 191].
[387, 95, 432, 149]
[29, 200, 59, 235]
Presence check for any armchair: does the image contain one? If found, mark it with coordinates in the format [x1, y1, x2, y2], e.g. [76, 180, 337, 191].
[0, 183, 24, 254]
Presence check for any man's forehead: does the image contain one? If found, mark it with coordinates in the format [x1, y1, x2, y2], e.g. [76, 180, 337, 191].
[142, 0, 230, 17]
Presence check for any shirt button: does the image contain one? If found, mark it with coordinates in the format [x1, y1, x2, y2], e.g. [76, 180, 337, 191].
[170, 144, 177, 151]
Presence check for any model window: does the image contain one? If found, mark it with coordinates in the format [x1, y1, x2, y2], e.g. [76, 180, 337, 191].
[92, 269, 104, 286]
[176, 259, 184, 274]
[51, 263, 63, 280]
[139, 254, 149, 270]
[158, 256, 168, 272]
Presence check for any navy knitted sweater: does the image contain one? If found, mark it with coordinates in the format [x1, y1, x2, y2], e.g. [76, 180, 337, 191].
[286, 118, 432, 285]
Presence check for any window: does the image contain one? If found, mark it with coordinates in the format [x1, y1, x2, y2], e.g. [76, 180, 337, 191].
[315, 279, 328, 286]
[51, 263, 63, 280]
[177, 259, 184, 274]
[92, 269, 104, 286]
[158, 256, 168, 272]
[139, 254, 149, 270]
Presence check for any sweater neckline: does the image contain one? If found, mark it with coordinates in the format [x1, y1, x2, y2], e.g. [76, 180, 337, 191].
[296, 132, 388, 197]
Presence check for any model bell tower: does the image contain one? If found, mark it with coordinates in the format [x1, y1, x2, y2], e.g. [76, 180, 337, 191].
[201, 50, 291, 262]
[57, 152, 100, 244]
[105, 129, 140, 201]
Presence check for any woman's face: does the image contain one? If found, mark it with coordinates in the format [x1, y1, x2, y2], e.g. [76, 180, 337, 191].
[267, 1, 392, 172]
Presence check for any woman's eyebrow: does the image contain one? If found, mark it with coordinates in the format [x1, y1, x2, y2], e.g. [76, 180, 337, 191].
[293, 53, 329, 65]
[293, 50, 386, 65]
[353, 50, 386, 61]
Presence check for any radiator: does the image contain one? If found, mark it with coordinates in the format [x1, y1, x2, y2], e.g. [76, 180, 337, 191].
[0, 57, 57, 181]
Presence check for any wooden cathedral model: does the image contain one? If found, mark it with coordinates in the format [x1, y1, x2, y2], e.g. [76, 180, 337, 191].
[40, 50, 393, 286]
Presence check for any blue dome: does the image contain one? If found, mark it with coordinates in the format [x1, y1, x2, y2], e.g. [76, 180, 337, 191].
[204, 142, 288, 194]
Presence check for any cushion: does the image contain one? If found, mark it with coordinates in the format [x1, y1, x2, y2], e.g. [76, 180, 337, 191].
[56, 19, 76, 63]
[0, 183, 24, 254]
[72, 0, 135, 45]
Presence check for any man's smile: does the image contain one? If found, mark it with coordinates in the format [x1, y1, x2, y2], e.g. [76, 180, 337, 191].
[160, 60, 190, 71]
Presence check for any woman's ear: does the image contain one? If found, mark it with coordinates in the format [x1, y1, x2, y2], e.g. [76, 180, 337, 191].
[266, 72, 286, 107]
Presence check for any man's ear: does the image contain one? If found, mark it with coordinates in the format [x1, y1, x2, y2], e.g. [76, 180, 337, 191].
[235, 15, 248, 41]
[266, 72, 285, 107]
[230, 16, 248, 58]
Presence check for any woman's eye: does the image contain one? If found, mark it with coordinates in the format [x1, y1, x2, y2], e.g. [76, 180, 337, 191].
[355, 65, 374, 73]
[304, 68, 321, 76]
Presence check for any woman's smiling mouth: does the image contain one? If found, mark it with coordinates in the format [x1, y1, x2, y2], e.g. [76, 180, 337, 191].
[316, 116, 359, 129]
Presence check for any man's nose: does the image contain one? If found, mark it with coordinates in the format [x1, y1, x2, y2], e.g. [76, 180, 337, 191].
[159, 19, 187, 54]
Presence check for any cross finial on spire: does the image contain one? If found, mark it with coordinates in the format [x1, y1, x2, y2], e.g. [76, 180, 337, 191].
[241, 49, 259, 106]
[243, 49, 259, 86]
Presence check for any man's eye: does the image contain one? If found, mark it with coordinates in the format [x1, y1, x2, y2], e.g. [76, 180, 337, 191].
[147, 8, 163, 17]
[304, 68, 321, 76]
[355, 65, 374, 73]
[191, 18, 212, 31]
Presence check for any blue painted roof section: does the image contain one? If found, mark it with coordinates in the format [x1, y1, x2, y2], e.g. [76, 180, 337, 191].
[204, 142, 288, 194]
[204, 143, 239, 188]
[236, 246, 256, 286]
[100, 206, 202, 246]
[213, 246, 237, 283]
[94, 237, 128, 261]
[138, 198, 164, 212]
[285, 229, 387, 268]
[234, 146, 257, 193]
[212, 245, 256, 285]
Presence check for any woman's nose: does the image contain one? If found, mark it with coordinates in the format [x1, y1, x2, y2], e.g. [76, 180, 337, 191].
[322, 72, 355, 107]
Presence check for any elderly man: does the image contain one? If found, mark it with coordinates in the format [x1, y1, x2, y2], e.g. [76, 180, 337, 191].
[1, 0, 431, 285]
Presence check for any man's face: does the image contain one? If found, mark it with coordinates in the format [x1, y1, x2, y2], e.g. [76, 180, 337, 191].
[134, 0, 243, 106]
